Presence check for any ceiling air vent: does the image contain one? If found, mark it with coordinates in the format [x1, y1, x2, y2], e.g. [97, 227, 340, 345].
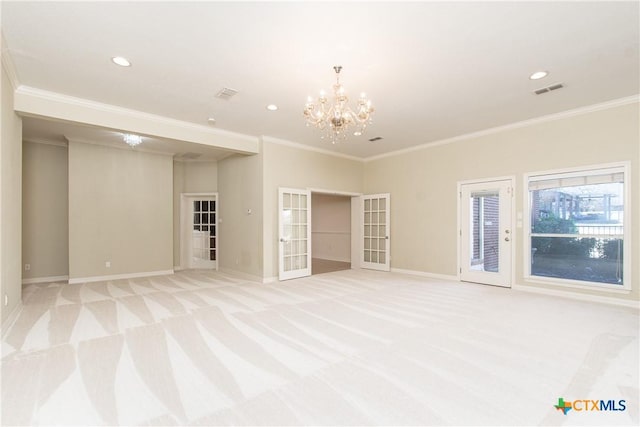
[215, 87, 238, 100]
[533, 83, 564, 95]
[368, 136, 383, 142]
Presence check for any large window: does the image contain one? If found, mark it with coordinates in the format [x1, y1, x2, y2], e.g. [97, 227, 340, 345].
[526, 164, 629, 290]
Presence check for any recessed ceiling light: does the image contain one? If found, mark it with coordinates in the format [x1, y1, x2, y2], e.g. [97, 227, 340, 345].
[111, 56, 131, 67]
[529, 70, 548, 80]
[266, 104, 278, 111]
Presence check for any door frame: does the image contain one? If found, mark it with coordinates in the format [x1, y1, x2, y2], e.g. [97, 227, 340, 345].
[457, 176, 515, 287]
[308, 188, 362, 270]
[180, 192, 219, 270]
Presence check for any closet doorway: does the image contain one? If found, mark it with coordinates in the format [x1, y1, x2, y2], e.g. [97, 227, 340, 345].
[311, 193, 353, 275]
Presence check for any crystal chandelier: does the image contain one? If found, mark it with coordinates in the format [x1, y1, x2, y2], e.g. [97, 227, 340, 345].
[303, 66, 374, 144]
[123, 133, 142, 147]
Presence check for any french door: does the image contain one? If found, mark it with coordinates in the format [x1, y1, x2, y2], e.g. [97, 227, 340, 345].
[182, 194, 218, 269]
[459, 179, 512, 287]
[361, 194, 390, 271]
[278, 188, 311, 281]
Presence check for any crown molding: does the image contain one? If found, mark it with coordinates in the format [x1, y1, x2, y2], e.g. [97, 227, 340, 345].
[1, 32, 20, 90]
[23, 137, 68, 148]
[364, 95, 640, 162]
[13, 85, 259, 154]
[174, 156, 226, 163]
[261, 135, 364, 162]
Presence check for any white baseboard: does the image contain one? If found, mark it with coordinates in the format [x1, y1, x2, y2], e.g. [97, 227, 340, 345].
[262, 276, 279, 284]
[391, 267, 458, 282]
[512, 284, 640, 309]
[68, 269, 174, 284]
[173, 266, 185, 272]
[22, 275, 69, 285]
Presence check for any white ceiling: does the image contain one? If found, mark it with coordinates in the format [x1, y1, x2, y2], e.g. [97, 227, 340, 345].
[3, 1, 639, 159]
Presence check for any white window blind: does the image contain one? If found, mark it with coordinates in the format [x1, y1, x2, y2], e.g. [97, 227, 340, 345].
[528, 169, 624, 191]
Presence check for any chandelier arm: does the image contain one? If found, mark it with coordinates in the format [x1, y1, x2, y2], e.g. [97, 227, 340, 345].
[304, 66, 373, 143]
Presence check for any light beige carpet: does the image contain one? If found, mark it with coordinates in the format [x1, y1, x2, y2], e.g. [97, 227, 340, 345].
[1, 269, 638, 426]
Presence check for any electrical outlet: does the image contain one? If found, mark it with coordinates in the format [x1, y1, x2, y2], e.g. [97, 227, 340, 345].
[105, 261, 111, 268]
[24, 264, 30, 271]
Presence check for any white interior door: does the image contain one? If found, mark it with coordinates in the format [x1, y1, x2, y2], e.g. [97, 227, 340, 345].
[361, 194, 390, 271]
[279, 188, 311, 281]
[182, 194, 218, 269]
[460, 180, 512, 287]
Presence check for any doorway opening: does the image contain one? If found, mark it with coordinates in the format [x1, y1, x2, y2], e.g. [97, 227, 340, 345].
[311, 193, 352, 275]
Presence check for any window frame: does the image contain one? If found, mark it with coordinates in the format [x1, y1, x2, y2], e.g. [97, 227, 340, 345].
[523, 162, 631, 292]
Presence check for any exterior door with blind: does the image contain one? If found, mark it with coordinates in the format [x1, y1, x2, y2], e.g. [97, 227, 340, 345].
[279, 188, 311, 281]
[459, 179, 512, 287]
[361, 194, 390, 271]
[183, 194, 218, 269]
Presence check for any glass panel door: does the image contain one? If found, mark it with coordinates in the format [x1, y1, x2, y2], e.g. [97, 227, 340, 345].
[279, 188, 311, 281]
[361, 194, 390, 271]
[460, 180, 512, 287]
[186, 195, 217, 269]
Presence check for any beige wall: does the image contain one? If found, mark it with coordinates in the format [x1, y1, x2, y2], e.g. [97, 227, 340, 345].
[364, 102, 640, 301]
[68, 141, 173, 279]
[1, 59, 23, 324]
[217, 150, 263, 278]
[311, 193, 351, 262]
[172, 160, 217, 267]
[22, 141, 68, 279]
[262, 139, 363, 279]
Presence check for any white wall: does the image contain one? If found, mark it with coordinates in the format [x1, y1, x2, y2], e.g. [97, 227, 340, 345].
[364, 102, 639, 302]
[1, 53, 23, 324]
[68, 141, 173, 280]
[22, 141, 68, 280]
[173, 160, 217, 267]
[217, 150, 264, 278]
[311, 193, 351, 262]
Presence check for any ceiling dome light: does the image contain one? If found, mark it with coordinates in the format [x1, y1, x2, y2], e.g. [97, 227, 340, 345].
[266, 104, 278, 111]
[123, 134, 142, 147]
[207, 117, 217, 125]
[112, 56, 131, 67]
[529, 70, 548, 80]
